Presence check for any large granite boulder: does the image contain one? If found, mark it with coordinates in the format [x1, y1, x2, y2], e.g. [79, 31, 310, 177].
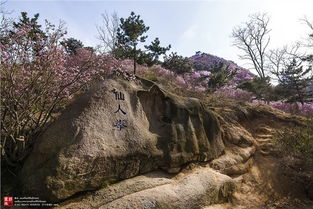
[20, 78, 225, 202]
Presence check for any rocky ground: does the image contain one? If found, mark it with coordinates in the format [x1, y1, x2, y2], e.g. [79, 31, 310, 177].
[5, 77, 313, 209]
[55, 102, 313, 209]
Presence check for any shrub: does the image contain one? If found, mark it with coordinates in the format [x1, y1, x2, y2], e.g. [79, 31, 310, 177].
[142, 67, 158, 81]
[162, 52, 192, 74]
[278, 119, 313, 165]
[237, 77, 273, 101]
[207, 63, 236, 92]
[214, 86, 253, 102]
[0, 13, 119, 165]
[269, 101, 313, 117]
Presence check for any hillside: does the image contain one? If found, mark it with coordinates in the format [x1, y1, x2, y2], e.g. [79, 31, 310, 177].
[10, 76, 313, 209]
[1, 5, 313, 209]
[191, 52, 250, 73]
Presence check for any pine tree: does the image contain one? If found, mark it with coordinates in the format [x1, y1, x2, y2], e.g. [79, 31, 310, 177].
[11, 12, 46, 56]
[238, 77, 272, 102]
[114, 12, 149, 74]
[207, 63, 236, 92]
[162, 52, 192, 74]
[142, 38, 170, 66]
[61, 38, 84, 55]
[279, 58, 313, 105]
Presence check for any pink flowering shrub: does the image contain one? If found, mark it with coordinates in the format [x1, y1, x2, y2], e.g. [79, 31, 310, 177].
[230, 69, 255, 85]
[198, 70, 211, 76]
[191, 52, 230, 70]
[117, 53, 312, 117]
[214, 86, 253, 102]
[251, 100, 313, 117]
[269, 101, 313, 117]
[130, 52, 254, 94]
[0, 15, 120, 164]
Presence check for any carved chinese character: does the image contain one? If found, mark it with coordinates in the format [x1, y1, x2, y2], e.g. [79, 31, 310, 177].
[113, 119, 127, 130]
[114, 104, 126, 115]
[111, 88, 125, 100]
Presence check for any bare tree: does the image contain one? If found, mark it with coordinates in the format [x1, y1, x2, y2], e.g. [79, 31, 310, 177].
[0, 1, 13, 52]
[232, 13, 271, 78]
[0, 0, 9, 13]
[301, 17, 313, 75]
[0, 0, 12, 26]
[96, 11, 119, 54]
[267, 44, 303, 82]
[301, 16, 313, 48]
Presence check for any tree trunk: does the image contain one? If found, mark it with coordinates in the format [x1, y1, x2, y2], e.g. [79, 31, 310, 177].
[133, 60, 136, 75]
[133, 45, 137, 75]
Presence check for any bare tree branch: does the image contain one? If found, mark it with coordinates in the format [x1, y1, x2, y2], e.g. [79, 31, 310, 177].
[232, 13, 271, 78]
[96, 11, 119, 54]
[267, 43, 308, 83]
[300, 16, 313, 48]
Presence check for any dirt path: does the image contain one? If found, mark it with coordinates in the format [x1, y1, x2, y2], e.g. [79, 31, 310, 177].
[223, 125, 313, 209]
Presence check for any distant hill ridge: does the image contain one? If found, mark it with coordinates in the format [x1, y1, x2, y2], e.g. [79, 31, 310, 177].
[190, 52, 251, 72]
[190, 52, 255, 86]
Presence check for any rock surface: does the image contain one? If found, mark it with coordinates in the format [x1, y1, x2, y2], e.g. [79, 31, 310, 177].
[18, 77, 313, 209]
[19, 78, 225, 202]
[56, 168, 235, 209]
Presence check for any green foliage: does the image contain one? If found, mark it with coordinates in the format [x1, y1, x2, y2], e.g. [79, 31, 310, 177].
[11, 12, 46, 56]
[113, 12, 170, 71]
[137, 51, 154, 66]
[112, 45, 132, 59]
[207, 63, 236, 92]
[162, 52, 192, 74]
[279, 119, 313, 165]
[84, 46, 95, 53]
[142, 38, 171, 66]
[278, 58, 313, 105]
[116, 11, 149, 44]
[61, 38, 95, 55]
[61, 37, 84, 55]
[192, 51, 206, 71]
[13, 12, 46, 39]
[237, 77, 273, 101]
[114, 11, 149, 74]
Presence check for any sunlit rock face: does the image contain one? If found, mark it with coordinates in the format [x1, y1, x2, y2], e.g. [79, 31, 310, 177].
[55, 168, 235, 209]
[19, 78, 224, 202]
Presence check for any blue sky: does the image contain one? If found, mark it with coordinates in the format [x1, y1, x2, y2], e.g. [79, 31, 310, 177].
[4, 0, 313, 69]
